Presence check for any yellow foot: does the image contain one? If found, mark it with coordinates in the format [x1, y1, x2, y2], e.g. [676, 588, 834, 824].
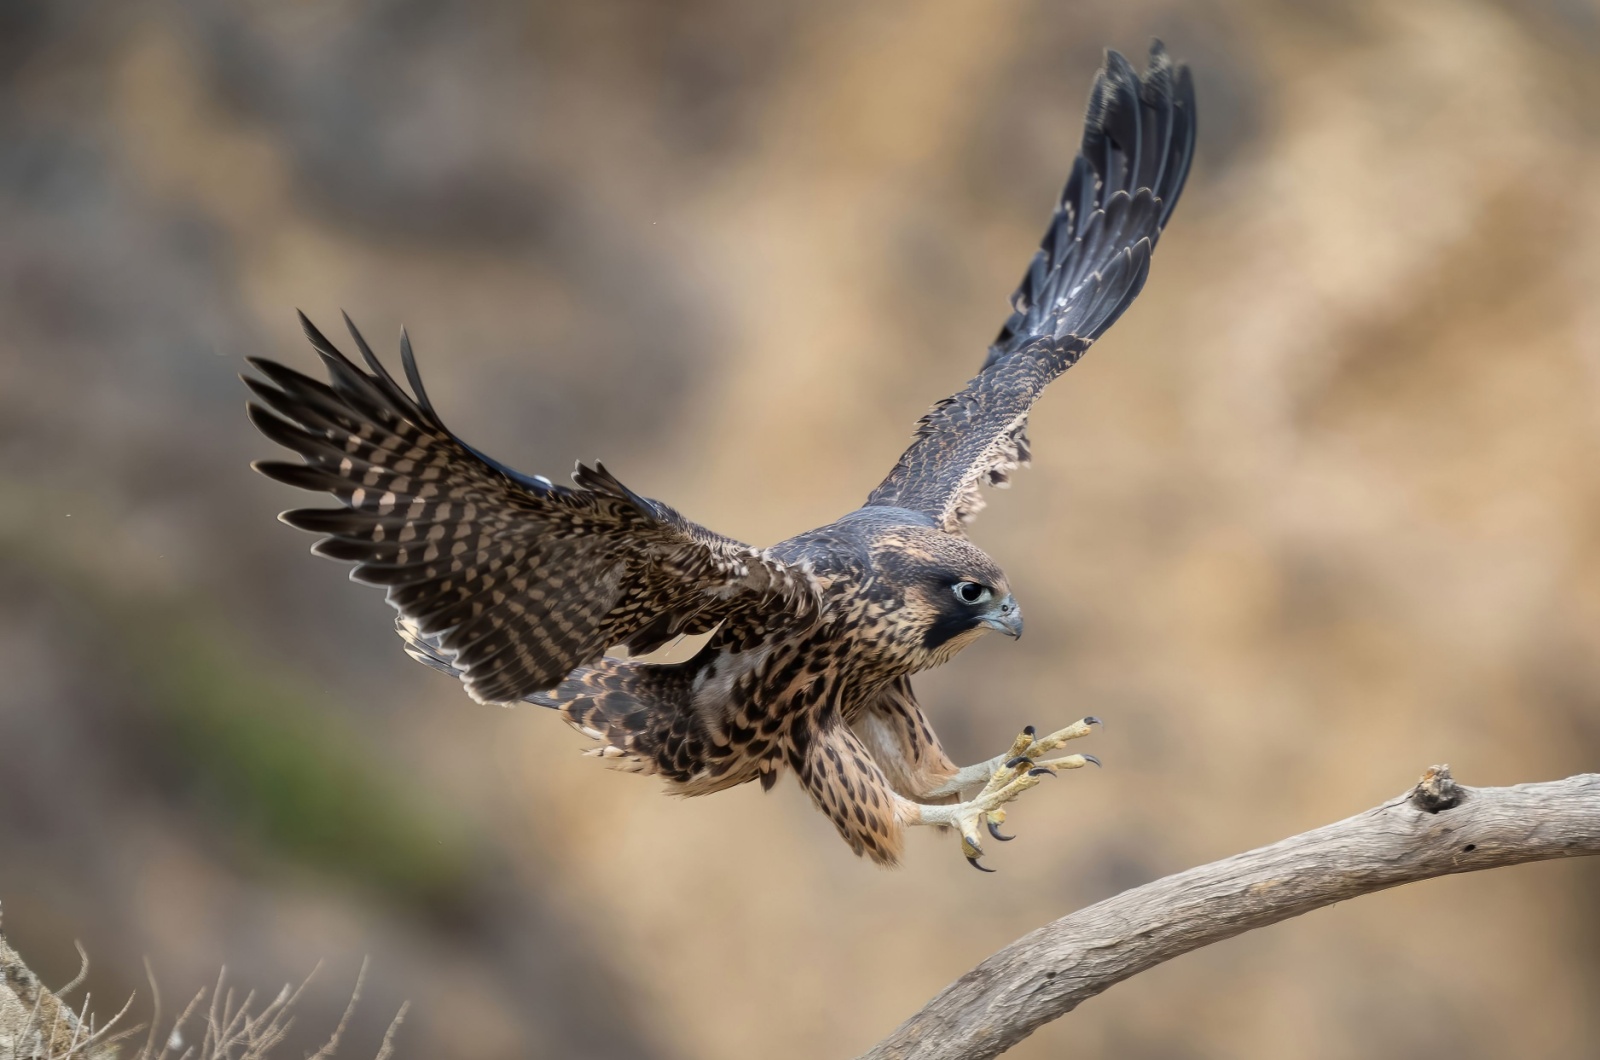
[967, 717, 1101, 867]
[1019, 716, 1102, 760]
[916, 717, 1100, 871]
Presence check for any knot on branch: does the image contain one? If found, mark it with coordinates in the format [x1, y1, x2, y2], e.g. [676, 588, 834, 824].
[1411, 764, 1464, 813]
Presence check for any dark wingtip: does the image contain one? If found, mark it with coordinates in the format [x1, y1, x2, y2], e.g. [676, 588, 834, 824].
[245, 401, 312, 452]
[296, 309, 326, 347]
[339, 310, 431, 421]
[1086, 49, 1129, 130]
[1103, 47, 1137, 81]
[1146, 38, 1171, 72]
[398, 325, 438, 418]
[252, 459, 332, 491]
[341, 309, 380, 369]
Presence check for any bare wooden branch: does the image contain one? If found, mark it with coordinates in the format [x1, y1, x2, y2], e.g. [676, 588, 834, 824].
[861, 767, 1600, 1060]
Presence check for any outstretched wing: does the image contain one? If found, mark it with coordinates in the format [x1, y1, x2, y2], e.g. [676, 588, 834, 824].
[246, 313, 822, 704]
[866, 41, 1196, 533]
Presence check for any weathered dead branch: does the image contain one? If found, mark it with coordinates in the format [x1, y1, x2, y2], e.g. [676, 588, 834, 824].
[862, 767, 1600, 1060]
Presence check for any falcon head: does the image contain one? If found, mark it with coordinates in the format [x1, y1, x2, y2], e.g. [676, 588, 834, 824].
[865, 523, 1020, 671]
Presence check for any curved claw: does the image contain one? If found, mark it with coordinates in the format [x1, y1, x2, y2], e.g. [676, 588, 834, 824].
[1022, 724, 1037, 737]
[1005, 755, 1033, 770]
[1028, 766, 1055, 778]
[966, 854, 997, 872]
[1083, 753, 1102, 768]
[1083, 716, 1103, 728]
[987, 818, 1015, 842]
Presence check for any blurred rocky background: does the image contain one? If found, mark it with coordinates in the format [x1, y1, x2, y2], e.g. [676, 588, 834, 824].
[2, 0, 1598, 1057]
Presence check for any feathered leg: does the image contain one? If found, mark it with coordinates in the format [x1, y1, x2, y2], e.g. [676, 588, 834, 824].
[811, 708, 1098, 871]
[853, 678, 961, 801]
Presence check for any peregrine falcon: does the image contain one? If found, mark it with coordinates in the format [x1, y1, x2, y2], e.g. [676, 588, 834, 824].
[245, 43, 1195, 869]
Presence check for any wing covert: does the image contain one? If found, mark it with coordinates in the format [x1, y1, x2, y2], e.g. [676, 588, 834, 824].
[867, 41, 1196, 533]
[247, 313, 821, 704]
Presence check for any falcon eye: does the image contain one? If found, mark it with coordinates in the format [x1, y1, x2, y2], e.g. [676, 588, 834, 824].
[953, 581, 992, 606]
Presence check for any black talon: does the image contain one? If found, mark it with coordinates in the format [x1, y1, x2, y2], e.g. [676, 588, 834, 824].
[1084, 716, 1103, 727]
[987, 819, 1015, 842]
[966, 854, 997, 873]
[1022, 725, 1037, 737]
[1028, 767, 1055, 778]
[1083, 754, 1102, 768]
[1005, 755, 1033, 770]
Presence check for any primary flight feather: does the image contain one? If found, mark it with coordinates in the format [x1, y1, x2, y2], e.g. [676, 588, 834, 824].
[247, 42, 1196, 870]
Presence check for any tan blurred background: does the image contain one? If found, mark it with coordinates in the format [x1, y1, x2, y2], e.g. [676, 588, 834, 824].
[2, 0, 1599, 1056]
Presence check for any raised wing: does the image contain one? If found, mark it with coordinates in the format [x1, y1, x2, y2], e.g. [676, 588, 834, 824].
[246, 313, 822, 704]
[867, 42, 1195, 533]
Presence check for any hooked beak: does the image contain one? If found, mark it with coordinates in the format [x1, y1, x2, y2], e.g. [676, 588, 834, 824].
[982, 595, 1023, 639]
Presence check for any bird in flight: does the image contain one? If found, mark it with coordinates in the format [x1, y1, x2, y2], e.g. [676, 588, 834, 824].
[245, 42, 1195, 870]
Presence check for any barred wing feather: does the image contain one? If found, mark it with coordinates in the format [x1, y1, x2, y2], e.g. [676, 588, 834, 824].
[867, 42, 1196, 533]
[247, 313, 821, 704]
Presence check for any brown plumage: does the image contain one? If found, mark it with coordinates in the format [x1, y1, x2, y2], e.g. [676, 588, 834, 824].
[247, 42, 1196, 869]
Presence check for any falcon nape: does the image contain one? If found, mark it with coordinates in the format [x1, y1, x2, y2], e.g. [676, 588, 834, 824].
[245, 42, 1195, 871]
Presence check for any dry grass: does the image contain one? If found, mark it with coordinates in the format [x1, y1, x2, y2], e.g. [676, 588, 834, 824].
[0, 909, 406, 1060]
